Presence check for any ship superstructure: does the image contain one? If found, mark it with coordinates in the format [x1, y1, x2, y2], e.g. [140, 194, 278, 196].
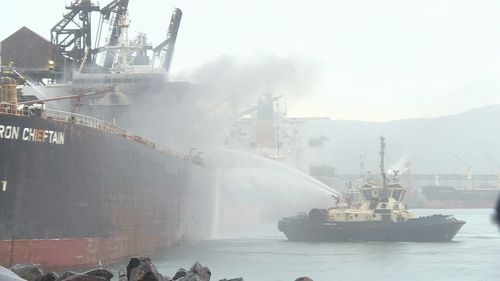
[225, 93, 316, 172]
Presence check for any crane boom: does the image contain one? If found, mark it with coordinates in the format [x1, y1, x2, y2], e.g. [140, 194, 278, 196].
[454, 154, 473, 190]
[50, 0, 100, 66]
[19, 86, 115, 105]
[99, 0, 130, 69]
[153, 8, 183, 73]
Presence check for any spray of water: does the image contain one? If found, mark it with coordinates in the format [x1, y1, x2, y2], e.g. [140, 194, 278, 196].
[206, 147, 340, 238]
[388, 154, 409, 173]
[210, 167, 221, 239]
[209, 147, 340, 196]
[12, 69, 48, 100]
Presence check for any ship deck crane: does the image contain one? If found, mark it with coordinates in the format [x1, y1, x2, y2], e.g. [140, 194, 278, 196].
[236, 95, 284, 118]
[454, 154, 473, 191]
[203, 95, 284, 118]
[20, 86, 114, 105]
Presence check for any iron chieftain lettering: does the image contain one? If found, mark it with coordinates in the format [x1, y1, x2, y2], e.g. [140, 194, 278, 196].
[0, 125, 65, 144]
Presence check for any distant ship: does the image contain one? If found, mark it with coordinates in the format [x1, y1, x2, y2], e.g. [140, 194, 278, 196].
[278, 137, 465, 242]
[421, 158, 500, 208]
[421, 185, 499, 208]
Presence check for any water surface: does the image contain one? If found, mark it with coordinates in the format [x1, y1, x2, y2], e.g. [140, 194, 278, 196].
[121, 209, 500, 281]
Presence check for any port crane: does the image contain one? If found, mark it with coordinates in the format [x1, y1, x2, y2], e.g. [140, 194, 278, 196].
[50, 0, 100, 66]
[50, 0, 133, 69]
[485, 153, 500, 189]
[50, 0, 181, 73]
[152, 8, 183, 73]
[96, 0, 130, 69]
[454, 154, 473, 190]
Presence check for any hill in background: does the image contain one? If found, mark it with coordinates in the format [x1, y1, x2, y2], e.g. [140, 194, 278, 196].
[305, 105, 500, 175]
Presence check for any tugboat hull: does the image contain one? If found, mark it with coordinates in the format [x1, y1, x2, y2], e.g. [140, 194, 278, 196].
[278, 215, 465, 242]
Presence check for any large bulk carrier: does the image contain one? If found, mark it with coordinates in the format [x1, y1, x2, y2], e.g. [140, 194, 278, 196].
[0, 68, 215, 271]
[0, 0, 215, 271]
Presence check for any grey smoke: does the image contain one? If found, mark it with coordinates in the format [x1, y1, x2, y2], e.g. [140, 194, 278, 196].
[124, 54, 323, 150]
[174, 54, 323, 115]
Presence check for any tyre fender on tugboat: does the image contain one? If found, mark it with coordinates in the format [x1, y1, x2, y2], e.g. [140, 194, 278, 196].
[309, 208, 328, 224]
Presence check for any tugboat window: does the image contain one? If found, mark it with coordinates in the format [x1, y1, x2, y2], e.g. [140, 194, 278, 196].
[362, 189, 372, 200]
[392, 190, 402, 201]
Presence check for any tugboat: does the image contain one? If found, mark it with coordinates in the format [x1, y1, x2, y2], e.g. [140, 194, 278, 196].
[278, 137, 466, 242]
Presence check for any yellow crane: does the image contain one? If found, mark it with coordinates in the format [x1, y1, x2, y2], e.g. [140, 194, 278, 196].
[454, 154, 473, 191]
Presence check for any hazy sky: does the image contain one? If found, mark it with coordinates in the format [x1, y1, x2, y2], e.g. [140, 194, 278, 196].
[2, 0, 500, 121]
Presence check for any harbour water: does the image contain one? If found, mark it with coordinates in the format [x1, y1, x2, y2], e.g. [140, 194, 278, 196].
[120, 209, 499, 281]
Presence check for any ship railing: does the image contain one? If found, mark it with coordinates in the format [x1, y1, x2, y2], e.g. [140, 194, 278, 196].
[0, 104, 189, 160]
[43, 109, 187, 159]
[43, 109, 128, 136]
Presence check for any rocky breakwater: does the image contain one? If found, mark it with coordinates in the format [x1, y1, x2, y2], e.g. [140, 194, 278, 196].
[0, 257, 244, 281]
[0, 256, 315, 281]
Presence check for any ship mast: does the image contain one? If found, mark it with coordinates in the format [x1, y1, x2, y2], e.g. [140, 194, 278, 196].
[379, 136, 389, 202]
[379, 136, 387, 187]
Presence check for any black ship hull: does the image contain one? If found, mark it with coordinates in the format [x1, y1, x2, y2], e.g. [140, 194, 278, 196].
[0, 113, 215, 270]
[421, 185, 499, 208]
[278, 215, 465, 242]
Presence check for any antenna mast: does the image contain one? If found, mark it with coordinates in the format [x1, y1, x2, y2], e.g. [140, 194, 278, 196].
[379, 136, 386, 187]
[378, 136, 390, 202]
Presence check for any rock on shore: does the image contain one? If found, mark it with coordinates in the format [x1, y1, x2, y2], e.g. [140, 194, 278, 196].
[5, 256, 311, 281]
